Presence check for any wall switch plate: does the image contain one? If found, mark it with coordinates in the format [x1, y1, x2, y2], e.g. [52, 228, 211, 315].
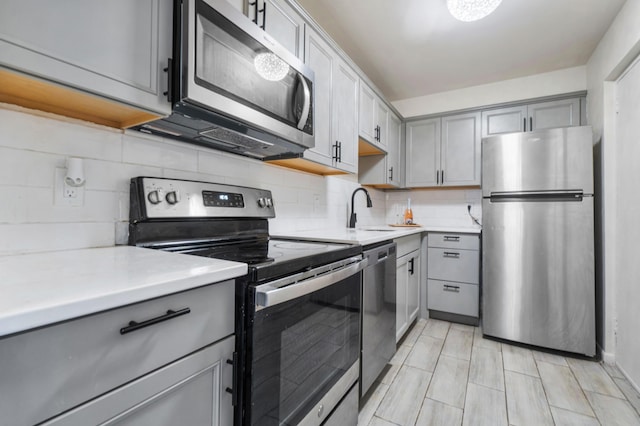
[54, 167, 84, 206]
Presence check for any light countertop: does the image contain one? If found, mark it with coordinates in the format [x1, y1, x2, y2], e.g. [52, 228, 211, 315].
[274, 224, 481, 246]
[0, 246, 247, 337]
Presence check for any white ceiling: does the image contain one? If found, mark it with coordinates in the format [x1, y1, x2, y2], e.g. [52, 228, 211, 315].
[295, 0, 627, 102]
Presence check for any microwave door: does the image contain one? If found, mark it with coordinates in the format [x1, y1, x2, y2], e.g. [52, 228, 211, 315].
[182, 0, 313, 147]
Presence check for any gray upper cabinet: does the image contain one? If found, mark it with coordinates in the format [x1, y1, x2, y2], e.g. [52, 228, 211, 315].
[303, 29, 334, 168]
[405, 118, 440, 187]
[406, 112, 481, 188]
[358, 111, 402, 187]
[332, 59, 359, 173]
[247, 0, 305, 59]
[0, 0, 172, 122]
[482, 97, 582, 137]
[440, 112, 481, 186]
[282, 27, 357, 174]
[359, 81, 389, 150]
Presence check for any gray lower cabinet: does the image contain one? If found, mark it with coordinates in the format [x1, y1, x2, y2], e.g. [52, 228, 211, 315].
[482, 97, 582, 137]
[405, 111, 481, 188]
[0, 0, 172, 120]
[43, 336, 234, 426]
[0, 280, 235, 426]
[427, 233, 480, 325]
[395, 234, 421, 342]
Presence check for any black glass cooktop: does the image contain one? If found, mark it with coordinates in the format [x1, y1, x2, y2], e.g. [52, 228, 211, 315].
[180, 238, 362, 283]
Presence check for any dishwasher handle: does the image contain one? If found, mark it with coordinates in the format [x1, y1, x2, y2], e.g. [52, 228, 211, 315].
[255, 257, 367, 311]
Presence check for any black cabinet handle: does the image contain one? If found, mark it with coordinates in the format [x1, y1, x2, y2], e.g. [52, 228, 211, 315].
[443, 235, 460, 242]
[226, 352, 239, 406]
[443, 251, 461, 258]
[259, 1, 266, 30]
[338, 141, 342, 162]
[163, 58, 173, 101]
[523, 117, 526, 132]
[436, 169, 440, 184]
[409, 258, 415, 275]
[389, 166, 393, 181]
[441, 170, 444, 184]
[444, 284, 460, 293]
[332, 141, 339, 161]
[120, 307, 190, 335]
[249, 0, 258, 24]
[529, 117, 533, 132]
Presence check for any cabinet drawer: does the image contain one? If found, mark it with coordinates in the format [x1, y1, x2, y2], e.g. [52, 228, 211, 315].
[428, 232, 479, 250]
[427, 247, 479, 284]
[395, 233, 421, 257]
[427, 279, 478, 317]
[0, 280, 234, 426]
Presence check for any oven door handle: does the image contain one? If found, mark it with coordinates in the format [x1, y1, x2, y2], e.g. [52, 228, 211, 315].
[255, 258, 368, 310]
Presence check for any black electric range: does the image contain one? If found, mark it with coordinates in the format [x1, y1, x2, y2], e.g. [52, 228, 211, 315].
[128, 177, 364, 426]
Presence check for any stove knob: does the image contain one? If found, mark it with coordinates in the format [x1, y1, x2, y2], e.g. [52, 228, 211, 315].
[147, 190, 163, 205]
[257, 197, 267, 208]
[265, 198, 273, 208]
[166, 191, 181, 205]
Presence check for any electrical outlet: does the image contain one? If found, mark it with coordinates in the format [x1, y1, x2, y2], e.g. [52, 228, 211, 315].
[54, 168, 84, 206]
[64, 185, 77, 199]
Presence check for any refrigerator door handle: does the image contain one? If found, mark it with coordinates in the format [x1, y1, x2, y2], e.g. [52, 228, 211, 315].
[489, 190, 584, 202]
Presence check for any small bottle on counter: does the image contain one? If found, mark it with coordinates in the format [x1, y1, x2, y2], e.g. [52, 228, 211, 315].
[404, 198, 413, 225]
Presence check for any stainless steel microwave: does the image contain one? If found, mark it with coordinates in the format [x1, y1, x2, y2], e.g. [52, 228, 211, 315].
[136, 0, 315, 160]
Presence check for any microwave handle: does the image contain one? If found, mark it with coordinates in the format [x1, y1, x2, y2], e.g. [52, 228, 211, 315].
[295, 73, 311, 130]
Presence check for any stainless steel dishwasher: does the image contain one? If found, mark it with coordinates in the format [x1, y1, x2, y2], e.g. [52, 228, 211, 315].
[361, 241, 397, 398]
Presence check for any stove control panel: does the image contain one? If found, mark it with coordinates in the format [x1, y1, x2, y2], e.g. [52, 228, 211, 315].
[132, 177, 276, 219]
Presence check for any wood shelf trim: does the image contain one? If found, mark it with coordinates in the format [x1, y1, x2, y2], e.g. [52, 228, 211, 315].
[0, 68, 161, 129]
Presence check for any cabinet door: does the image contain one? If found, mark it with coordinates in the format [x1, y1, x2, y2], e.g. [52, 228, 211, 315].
[225, 0, 244, 12]
[303, 28, 334, 166]
[529, 98, 581, 131]
[396, 255, 409, 343]
[440, 112, 481, 186]
[405, 118, 440, 187]
[407, 252, 420, 324]
[387, 112, 402, 187]
[359, 81, 377, 143]
[332, 59, 359, 173]
[481, 105, 527, 137]
[251, 0, 305, 59]
[43, 336, 234, 426]
[0, 0, 171, 116]
[375, 100, 389, 148]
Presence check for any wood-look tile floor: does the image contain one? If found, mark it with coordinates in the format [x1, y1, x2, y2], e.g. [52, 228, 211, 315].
[358, 319, 640, 426]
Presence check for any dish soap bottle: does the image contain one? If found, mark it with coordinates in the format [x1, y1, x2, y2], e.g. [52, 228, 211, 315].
[404, 198, 413, 225]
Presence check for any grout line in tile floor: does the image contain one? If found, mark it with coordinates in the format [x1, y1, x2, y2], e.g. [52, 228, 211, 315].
[358, 318, 640, 426]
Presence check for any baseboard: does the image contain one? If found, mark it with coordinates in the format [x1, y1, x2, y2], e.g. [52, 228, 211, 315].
[600, 347, 616, 365]
[617, 363, 640, 395]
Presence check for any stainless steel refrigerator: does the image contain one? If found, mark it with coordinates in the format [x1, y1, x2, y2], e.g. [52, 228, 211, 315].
[482, 126, 595, 356]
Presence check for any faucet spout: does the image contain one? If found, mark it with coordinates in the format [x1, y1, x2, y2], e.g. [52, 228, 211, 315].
[349, 187, 373, 228]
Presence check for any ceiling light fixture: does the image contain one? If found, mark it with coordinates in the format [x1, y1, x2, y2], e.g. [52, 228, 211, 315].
[447, 0, 502, 22]
[254, 52, 290, 81]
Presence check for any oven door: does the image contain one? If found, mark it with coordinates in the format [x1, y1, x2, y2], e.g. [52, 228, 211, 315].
[245, 256, 366, 426]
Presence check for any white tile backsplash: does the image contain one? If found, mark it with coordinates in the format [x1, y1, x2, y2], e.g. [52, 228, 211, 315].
[0, 106, 481, 254]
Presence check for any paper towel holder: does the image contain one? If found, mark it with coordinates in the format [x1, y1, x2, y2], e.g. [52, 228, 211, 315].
[65, 157, 85, 187]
